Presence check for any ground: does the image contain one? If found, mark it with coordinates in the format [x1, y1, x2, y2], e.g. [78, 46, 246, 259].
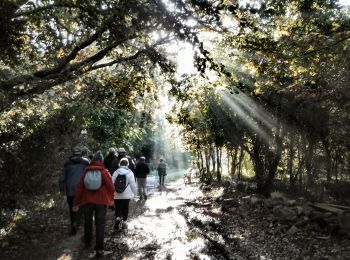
[0, 174, 349, 260]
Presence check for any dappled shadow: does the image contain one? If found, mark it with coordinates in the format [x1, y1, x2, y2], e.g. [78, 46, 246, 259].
[0, 195, 83, 260]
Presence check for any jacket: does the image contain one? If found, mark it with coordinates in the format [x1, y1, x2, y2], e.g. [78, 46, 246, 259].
[59, 156, 90, 196]
[103, 153, 117, 175]
[73, 161, 114, 206]
[135, 161, 150, 178]
[157, 162, 167, 176]
[112, 166, 137, 200]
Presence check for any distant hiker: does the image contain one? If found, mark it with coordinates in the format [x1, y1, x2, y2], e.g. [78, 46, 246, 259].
[111, 147, 136, 173]
[157, 159, 167, 187]
[73, 151, 114, 258]
[103, 147, 117, 175]
[135, 156, 150, 200]
[59, 146, 90, 235]
[112, 158, 137, 231]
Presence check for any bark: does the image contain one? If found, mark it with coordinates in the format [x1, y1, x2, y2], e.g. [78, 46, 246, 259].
[216, 146, 222, 182]
[288, 132, 296, 188]
[305, 137, 316, 187]
[237, 147, 245, 180]
[262, 125, 284, 196]
[322, 139, 332, 183]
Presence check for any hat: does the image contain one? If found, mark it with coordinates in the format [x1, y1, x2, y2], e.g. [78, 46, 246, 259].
[81, 146, 90, 155]
[118, 147, 126, 153]
[140, 156, 146, 160]
[108, 147, 116, 154]
[119, 157, 129, 166]
[92, 151, 104, 162]
[71, 146, 82, 156]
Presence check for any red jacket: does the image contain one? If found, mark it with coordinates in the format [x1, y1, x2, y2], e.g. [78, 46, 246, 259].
[74, 161, 114, 206]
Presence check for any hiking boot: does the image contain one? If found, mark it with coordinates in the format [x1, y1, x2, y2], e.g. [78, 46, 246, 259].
[114, 217, 122, 230]
[114, 221, 120, 230]
[121, 221, 128, 230]
[96, 250, 104, 258]
[144, 194, 147, 200]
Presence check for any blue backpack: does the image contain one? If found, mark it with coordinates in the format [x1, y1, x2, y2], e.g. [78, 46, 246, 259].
[84, 170, 102, 190]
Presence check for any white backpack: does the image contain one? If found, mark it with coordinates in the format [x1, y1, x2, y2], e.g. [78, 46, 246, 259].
[84, 170, 102, 190]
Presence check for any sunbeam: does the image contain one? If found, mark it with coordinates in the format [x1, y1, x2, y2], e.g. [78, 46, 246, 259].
[217, 88, 278, 144]
[229, 87, 277, 131]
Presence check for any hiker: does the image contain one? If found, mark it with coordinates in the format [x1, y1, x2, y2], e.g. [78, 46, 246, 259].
[135, 156, 150, 200]
[59, 146, 90, 235]
[112, 157, 137, 231]
[157, 158, 167, 187]
[73, 151, 114, 258]
[103, 147, 117, 175]
[111, 147, 136, 173]
[81, 146, 92, 162]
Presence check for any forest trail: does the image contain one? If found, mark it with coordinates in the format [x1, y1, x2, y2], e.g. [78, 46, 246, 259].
[1, 175, 350, 260]
[1, 174, 228, 260]
[55, 178, 210, 260]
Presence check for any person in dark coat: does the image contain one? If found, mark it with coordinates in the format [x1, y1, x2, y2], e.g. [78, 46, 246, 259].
[135, 156, 150, 200]
[59, 146, 90, 235]
[111, 147, 135, 174]
[157, 159, 167, 187]
[103, 147, 117, 175]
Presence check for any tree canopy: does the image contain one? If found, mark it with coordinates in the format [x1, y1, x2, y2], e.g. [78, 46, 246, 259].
[1, 0, 350, 206]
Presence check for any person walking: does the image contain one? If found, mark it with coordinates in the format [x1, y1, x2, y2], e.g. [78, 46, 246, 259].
[81, 146, 92, 162]
[112, 158, 137, 231]
[157, 158, 167, 187]
[135, 156, 150, 200]
[59, 146, 90, 235]
[111, 147, 136, 174]
[103, 147, 117, 175]
[73, 151, 114, 258]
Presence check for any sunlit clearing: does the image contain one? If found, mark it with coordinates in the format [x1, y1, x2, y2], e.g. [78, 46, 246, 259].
[151, 82, 189, 169]
[217, 88, 278, 144]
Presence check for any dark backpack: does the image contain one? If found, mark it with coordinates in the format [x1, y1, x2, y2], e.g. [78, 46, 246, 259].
[115, 174, 129, 193]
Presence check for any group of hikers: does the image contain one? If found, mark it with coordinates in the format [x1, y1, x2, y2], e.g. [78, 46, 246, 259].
[59, 146, 167, 258]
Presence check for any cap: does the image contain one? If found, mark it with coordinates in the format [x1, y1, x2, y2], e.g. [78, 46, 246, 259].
[118, 147, 126, 153]
[140, 156, 146, 160]
[71, 146, 82, 155]
[81, 146, 90, 155]
[108, 147, 116, 154]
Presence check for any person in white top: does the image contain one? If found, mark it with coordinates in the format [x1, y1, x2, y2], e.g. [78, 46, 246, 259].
[112, 158, 137, 230]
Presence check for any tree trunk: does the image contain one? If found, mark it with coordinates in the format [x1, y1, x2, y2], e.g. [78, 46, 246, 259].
[305, 137, 316, 187]
[237, 146, 244, 180]
[288, 132, 296, 188]
[262, 125, 283, 196]
[322, 139, 332, 183]
[251, 136, 265, 194]
[216, 146, 222, 182]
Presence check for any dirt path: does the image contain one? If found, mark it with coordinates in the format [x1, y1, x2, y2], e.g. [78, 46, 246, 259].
[0, 177, 213, 260]
[1, 177, 349, 260]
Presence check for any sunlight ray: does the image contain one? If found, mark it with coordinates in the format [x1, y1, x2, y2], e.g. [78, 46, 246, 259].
[220, 91, 273, 144]
[229, 87, 277, 131]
